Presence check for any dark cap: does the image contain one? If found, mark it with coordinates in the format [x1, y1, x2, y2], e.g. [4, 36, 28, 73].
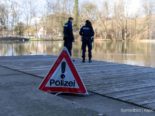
[86, 20, 91, 24]
[85, 20, 92, 27]
[68, 17, 73, 20]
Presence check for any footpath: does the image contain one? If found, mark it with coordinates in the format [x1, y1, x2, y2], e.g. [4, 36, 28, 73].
[0, 55, 155, 116]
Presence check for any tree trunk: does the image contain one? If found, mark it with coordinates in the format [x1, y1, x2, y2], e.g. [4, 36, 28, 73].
[74, 0, 79, 30]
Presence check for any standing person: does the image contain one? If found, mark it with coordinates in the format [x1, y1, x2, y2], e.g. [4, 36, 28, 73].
[79, 20, 94, 63]
[63, 17, 74, 56]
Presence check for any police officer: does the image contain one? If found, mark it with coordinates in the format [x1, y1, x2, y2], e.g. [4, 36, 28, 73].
[79, 20, 94, 63]
[63, 17, 74, 56]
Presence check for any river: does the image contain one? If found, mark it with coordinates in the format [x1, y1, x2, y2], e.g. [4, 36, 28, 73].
[0, 40, 155, 67]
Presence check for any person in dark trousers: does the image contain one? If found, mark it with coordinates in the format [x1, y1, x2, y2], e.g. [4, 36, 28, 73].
[63, 17, 74, 56]
[79, 20, 94, 63]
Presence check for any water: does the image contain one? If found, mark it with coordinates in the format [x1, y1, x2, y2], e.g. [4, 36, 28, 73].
[0, 40, 155, 68]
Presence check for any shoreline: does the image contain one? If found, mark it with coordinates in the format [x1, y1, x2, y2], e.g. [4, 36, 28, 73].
[139, 39, 155, 43]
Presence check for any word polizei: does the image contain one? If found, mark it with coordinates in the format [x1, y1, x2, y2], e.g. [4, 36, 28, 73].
[50, 79, 75, 87]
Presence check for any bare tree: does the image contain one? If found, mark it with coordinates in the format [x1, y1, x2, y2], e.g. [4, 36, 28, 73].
[0, 3, 8, 36]
[143, 1, 153, 39]
[97, 1, 110, 39]
[80, 1, 97, 21]
[39, 0, 74, 39]
[10, 1, 20, 35]
[113, 0, 127, 40]
[22, 0, 36, 37]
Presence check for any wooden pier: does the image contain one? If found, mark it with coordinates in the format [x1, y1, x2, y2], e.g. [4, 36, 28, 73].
[0, 55, 155, 111]
[0, 37, 29, 42]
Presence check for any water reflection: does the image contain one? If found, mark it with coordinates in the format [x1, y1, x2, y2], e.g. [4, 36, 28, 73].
[0, 40, 155, 67]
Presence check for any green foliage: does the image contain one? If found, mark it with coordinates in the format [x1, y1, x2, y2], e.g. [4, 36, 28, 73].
[14, 22, 25, 36]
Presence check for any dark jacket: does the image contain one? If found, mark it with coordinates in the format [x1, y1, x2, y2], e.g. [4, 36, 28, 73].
[79, 24, 94, 41]
[63, 20, 74, 42]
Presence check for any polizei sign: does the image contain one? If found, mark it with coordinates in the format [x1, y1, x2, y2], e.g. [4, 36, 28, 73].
[39, 47, 88, 95]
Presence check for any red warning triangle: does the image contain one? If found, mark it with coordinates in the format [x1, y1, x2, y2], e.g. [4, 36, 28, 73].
[39, 47, 88, 95]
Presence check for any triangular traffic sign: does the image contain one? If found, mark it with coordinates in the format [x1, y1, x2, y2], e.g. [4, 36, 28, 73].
[39, 47, 88, 95]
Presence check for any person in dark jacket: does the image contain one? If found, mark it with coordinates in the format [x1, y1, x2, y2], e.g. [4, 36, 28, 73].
[79, 20, 94, 63]
[63, 17, 74, 56]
